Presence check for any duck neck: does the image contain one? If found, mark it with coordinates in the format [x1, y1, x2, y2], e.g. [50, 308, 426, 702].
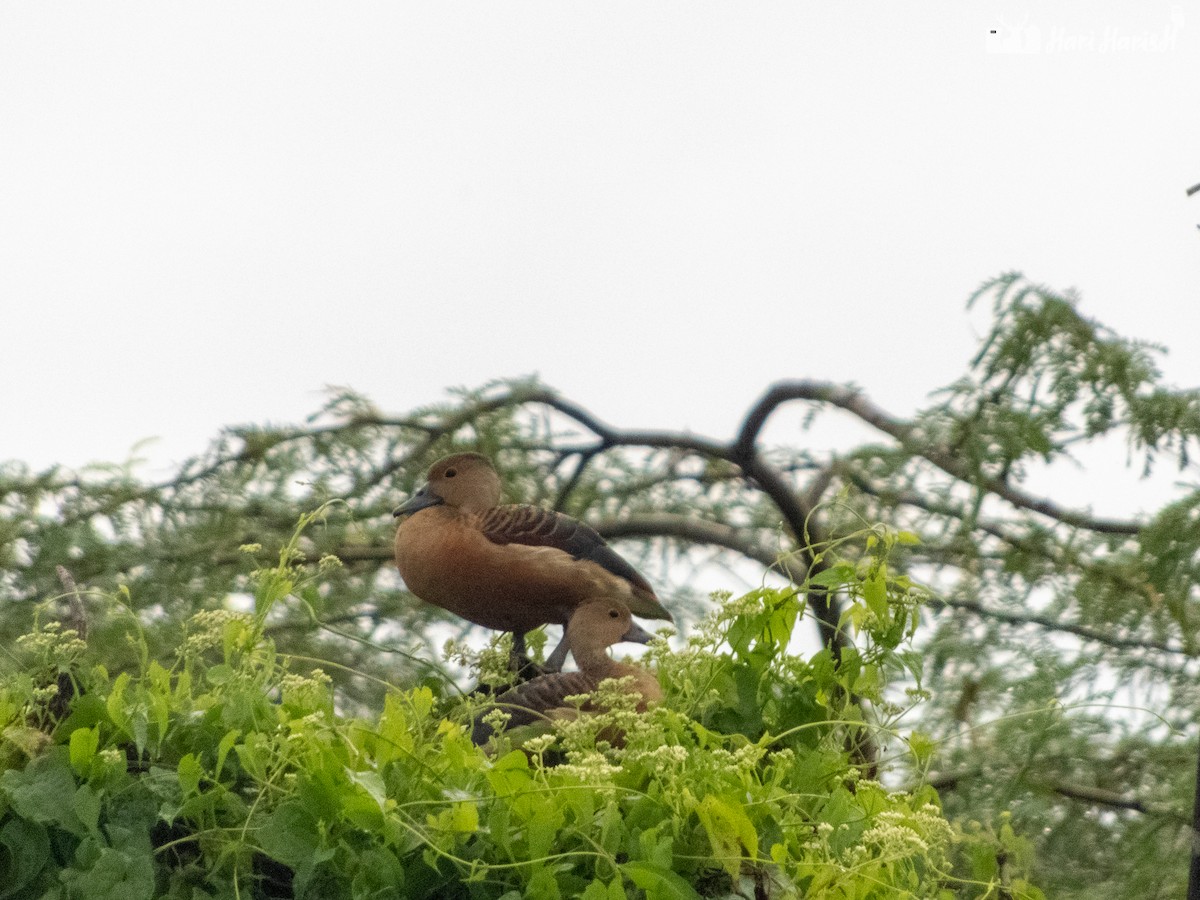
[572, 644, 624, 680]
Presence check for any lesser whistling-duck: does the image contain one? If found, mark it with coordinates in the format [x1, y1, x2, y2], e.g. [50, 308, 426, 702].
[470, 597, 662, 745]
[393, 452, 672, 670]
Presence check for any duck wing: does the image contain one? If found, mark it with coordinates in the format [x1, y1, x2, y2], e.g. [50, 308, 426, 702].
[471, 671, 596, 744]
[477, 504, 659, 601]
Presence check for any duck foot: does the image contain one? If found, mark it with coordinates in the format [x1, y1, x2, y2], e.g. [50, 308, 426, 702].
[509, 632, 550, 679]
[511, 652, 548, 682]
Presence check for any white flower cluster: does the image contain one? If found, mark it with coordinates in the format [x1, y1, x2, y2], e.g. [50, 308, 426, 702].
[858, 809, 931, 857]
[317, 554, 344, 573]
[769, 747, 795, 766]
[17, 623, 87, 662]
[28, 683, 61, 703]
[280, 668, 332, 691]
[442, 635, 518, 689]
[552, 675, 664, 755]
[279, 668, 333, 711]
[847, 803, 954, 865]
[590, 676, 642, 711]
[520, 733, 558, 756]
[181, 609, 253, 655]
[285, 711, 328, 737]
[557, 750, 623, 789]
[705, 743, 766, 774]
[479, 707, 512, 737]
[625, 743, 690, 768]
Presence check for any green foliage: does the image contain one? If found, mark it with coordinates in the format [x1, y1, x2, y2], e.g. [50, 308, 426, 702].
[0, 518, 1039, 898]
[1, 275, 1198, 896]
[965, 272, 1198, 469]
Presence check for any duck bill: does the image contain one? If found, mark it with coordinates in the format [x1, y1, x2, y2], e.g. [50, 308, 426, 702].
[392, 487, 444, 517]
[621, 620, 655, 645]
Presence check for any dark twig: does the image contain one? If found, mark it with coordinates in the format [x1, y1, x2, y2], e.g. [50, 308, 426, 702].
[926, 767, 1185, 822]
[741, 380, 1141, 535]
[55, 566, 88, 641]
[552, 448, 602, 512]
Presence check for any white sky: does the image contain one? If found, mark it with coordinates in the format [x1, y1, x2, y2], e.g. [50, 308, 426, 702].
[4, 2, 1198, 519]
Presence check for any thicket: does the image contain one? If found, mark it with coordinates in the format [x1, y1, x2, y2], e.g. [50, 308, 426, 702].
[0, 511, 1038, 898]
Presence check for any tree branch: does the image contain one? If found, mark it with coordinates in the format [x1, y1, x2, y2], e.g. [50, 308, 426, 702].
[735, 380, 1141, 535]
[925, 767, 1185, 821]
[927, 596, 1184, 656]
[841, 468, 1159, 611]
[595, 514, 809, 585]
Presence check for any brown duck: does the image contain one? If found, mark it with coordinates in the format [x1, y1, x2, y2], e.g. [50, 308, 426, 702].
[393, 452, 672, 670]
[471, 598, 663, 745]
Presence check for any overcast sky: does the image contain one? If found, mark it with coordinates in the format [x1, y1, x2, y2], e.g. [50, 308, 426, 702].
[4, 2, 1197, 518]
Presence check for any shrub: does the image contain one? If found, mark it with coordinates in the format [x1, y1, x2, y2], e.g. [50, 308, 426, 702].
[0, 513, 1041, 899]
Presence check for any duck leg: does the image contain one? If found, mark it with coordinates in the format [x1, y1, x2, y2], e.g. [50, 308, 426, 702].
[544, 632, 570, 673]
[509, 630, 547, 680]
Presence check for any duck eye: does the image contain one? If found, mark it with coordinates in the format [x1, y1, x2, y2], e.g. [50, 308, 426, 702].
[445, 468, 457, 478]
[609, 610, 619, 619]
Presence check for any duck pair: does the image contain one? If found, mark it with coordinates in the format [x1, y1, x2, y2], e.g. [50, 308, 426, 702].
[392, 453, 667, 739]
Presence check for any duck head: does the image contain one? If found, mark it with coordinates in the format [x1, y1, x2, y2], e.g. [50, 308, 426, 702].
[567, 599, 655, 650]
[393, 452, 503, 517]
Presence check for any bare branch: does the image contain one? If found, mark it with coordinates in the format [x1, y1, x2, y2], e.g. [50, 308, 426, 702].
[511, 389, 843, 651]
[551, 448, 601, 512]
[929, 596, 1184, 656]
[55, 566, 88, 641]
[595, 513, 808, 584]
[925, 767, 1184, 821]
[736, 380, 1141, 535]
[927, 768, 1184, 822]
